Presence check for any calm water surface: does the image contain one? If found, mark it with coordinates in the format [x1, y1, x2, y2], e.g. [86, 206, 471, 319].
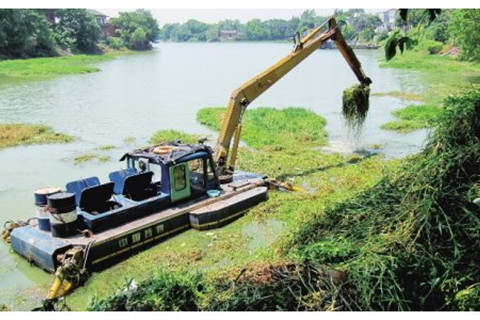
[0, 42, 426, 309]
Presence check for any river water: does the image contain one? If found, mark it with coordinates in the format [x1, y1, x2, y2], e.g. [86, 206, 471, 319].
[0, 42, 426, 309]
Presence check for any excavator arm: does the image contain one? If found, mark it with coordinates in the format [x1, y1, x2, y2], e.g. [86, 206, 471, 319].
[213, 17, 371, 179]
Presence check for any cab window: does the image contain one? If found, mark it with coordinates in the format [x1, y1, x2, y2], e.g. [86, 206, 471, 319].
[173, 165, 186, 191]
[189, 158, 206, 191]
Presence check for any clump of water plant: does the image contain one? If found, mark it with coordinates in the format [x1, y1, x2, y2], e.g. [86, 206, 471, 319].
[342, 84, 370, 136]
[96, 144, 116, 151]
[0, 123, 74, 149]
[150, 129, 203, 145]
[72, 153, 111, 165]
[197, 107, 328, 151]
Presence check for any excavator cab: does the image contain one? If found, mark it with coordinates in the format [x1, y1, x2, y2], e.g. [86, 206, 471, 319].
[119, 143, 220, 203]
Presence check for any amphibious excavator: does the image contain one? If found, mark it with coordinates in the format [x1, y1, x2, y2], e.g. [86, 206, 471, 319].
[2, 17, 371, 305]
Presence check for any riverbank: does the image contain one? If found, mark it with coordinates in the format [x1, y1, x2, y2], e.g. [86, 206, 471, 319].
[378, 51, 480, 133]
[0, 51, 137, 77]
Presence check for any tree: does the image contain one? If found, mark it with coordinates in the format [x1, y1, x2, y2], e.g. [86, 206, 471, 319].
[264, 19, 288, 40]
[0, 9, 56, 58]
[351, 14, 382, 42]
[55, 9, 100, 53]
[246, 19, 268, 41]
[111, 9, 160, 49]
[448, 9, 480, 61]
[205, 25, 219, 42]
[160, 23, 179, 41]
[385, 9, 442, 61]
[130, 28, 148, 50]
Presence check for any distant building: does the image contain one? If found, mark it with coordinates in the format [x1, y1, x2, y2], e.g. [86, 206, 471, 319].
[219, 30, 238, 40]
[376, 9, 396, 32]
[87, 9, 108, 25]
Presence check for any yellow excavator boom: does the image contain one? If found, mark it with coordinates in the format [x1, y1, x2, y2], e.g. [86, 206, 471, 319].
[213, 17, 371, 178]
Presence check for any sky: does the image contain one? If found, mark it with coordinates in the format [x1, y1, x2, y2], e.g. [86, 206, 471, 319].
[97, 8, 386, 26]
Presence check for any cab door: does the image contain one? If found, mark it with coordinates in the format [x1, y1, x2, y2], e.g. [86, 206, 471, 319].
[169, 163, 191, 202]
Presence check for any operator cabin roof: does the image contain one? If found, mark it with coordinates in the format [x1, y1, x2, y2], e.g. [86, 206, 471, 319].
[120, 142, 212, 165]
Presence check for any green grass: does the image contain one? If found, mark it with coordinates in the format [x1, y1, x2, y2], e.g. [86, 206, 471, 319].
[0, 123, 74, 149]
[150, 129, 204, 145]
[381, 51, 480, 105]
[0, 54, 115, 77]
[197, 107, 327, 151]
[381, 104, 443, 133]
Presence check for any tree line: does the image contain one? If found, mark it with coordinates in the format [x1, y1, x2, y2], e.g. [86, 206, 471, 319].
[0, 9, 160, 59]
[159, 9, 383, 43]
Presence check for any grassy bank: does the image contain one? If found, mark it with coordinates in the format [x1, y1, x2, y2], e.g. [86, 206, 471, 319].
[378, 51, 480, 134]
[380, 51, 480, 105]
[0, 123, 73, 149]
[85, 107, 394, 311]
[0, 54, 115, 77]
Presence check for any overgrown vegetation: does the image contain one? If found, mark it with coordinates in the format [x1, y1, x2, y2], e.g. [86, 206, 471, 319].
[381, 104, 443, 133]
[0, 123, 73, 149]
[293, 88, 480, 310]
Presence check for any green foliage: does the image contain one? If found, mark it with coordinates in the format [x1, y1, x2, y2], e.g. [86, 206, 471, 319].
[381, 104, 443, 133]
[54, 9, 100, 53]
[0, 9, 57, 58]
[448, 9, 480, 61]
[130, 28, 147, 50]
[111, 9, 160, 50]
[0, 123, 74, 149]
[351, 14, 382, 42]
[245, 19, 268, 41]
[106, 37, 125, 50]
[418, 39, 444, 54]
